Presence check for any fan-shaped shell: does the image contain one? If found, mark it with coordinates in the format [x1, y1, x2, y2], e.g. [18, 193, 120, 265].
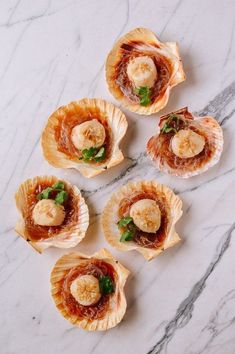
[50, 248, 129, 331]
[42, 99, 128, 178]
[146, 107, 223, 178]
[15, 176, 89, 252]
[106, 27, 185, 115]
[102, 180, 182, 261]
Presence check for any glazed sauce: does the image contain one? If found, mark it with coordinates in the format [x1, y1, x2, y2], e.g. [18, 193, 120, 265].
[54, 105, 112, 164]
[148, 112, 216, 173]
[61, 260, 117, 321]
[23, 179, 79, 241]
[114, 41, 172, 104]
[118, 190, 169, 249]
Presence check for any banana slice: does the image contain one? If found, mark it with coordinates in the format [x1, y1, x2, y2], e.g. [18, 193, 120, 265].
[70, 274, 101, 306]
[171, 129, 205, 158]
[127, 56, 157, 88]
[32, 199, 65, 226]
[130, 198, 161, 233]
[71, 119, 106, 150]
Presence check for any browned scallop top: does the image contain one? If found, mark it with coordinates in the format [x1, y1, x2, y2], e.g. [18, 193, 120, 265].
[23, 181, 79, 241]
[118, 188, 170, 249]
[147, 108, 217, 172]
[54, 105, 112, 164]
[60, 259, 117, 321]
[114, 41, 173, 104]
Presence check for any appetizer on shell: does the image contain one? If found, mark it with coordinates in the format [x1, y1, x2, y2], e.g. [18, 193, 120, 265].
[15, 176, 89, 252]
[50, 248, 129, 331]
[106, 27, 185, 115]
[147, 107, 223, 178]
[102, 180, 182, 261]
[42, 99, 128, 178]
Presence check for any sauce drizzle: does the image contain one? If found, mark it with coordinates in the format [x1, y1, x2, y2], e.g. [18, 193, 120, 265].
[54, 106, 112, 164]
[118, 190, 169, 249]
[148, 110, 216, 173]
[114, 41, 172, 104]
[23, 180, 79, 241]
[61, 260, 117, 321]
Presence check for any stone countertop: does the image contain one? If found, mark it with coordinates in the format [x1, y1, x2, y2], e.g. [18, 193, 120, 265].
[1, 0, 235, 353]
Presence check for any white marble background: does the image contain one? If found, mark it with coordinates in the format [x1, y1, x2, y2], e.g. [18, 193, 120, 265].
[1, 0, 235, 353]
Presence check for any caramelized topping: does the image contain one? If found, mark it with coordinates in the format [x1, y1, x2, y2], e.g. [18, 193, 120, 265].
[130, 199, 161, 233]
[70, 274, 101, 306]
[171, 129, 205, 158]
[127, 56, 157, 89]
[32, 199, 65, 226]
[71, 119, 106, 150]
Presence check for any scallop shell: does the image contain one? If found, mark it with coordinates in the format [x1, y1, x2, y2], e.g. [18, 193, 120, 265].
[42, 98, 128, 178]
[15, 176, 89, 252]
[102, 180, 182, 261]
[146, 108, 224, 178]
[50, 248, 130, 331]
[106, 27, 186, 115]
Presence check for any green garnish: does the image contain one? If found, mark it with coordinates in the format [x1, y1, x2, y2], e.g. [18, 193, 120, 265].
[52, 181, 65, 190]
[161, 114, 182, 134]
[135, 86, 151, 106]
[162, 126, 177, 133]
[99, 276, 114, 295]
[79, 146, 106, 162]
[120, 229, 135, 242]
[37, 187, 53, 200]
[55, 190, 68, 205]
[94, 146, 106, 162]
[117, 216, 133, 228]
[37, 180, 68, 205]
[117, 216, 137, 242]
[80, 147, 98, 161]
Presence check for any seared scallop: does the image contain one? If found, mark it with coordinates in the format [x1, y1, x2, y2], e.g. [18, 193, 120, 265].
[70, 274, 101, 306]
[42, 98, 128, 178]
[102, 180, 183, 261]
[106, 27, 185, 115]
[130, 199, 161, 233]
[15, 176, 89, 252]
[50, 248, 129, 331]
[147, 107, 223, 178]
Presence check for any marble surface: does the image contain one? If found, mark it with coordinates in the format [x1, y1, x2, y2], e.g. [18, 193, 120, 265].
[1, 0, 235, 353]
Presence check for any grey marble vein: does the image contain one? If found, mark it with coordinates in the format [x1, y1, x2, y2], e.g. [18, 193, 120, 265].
[0, 1, 72, 28]
[197, 81, 235, 124]
[196, 289, 235, 354]
[81, 153, 144, 198]
[147, 223, 235, 354]
[160, 0, 184, 37]
[0, 22, 31, 82]
[176, 165, 235, 196]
